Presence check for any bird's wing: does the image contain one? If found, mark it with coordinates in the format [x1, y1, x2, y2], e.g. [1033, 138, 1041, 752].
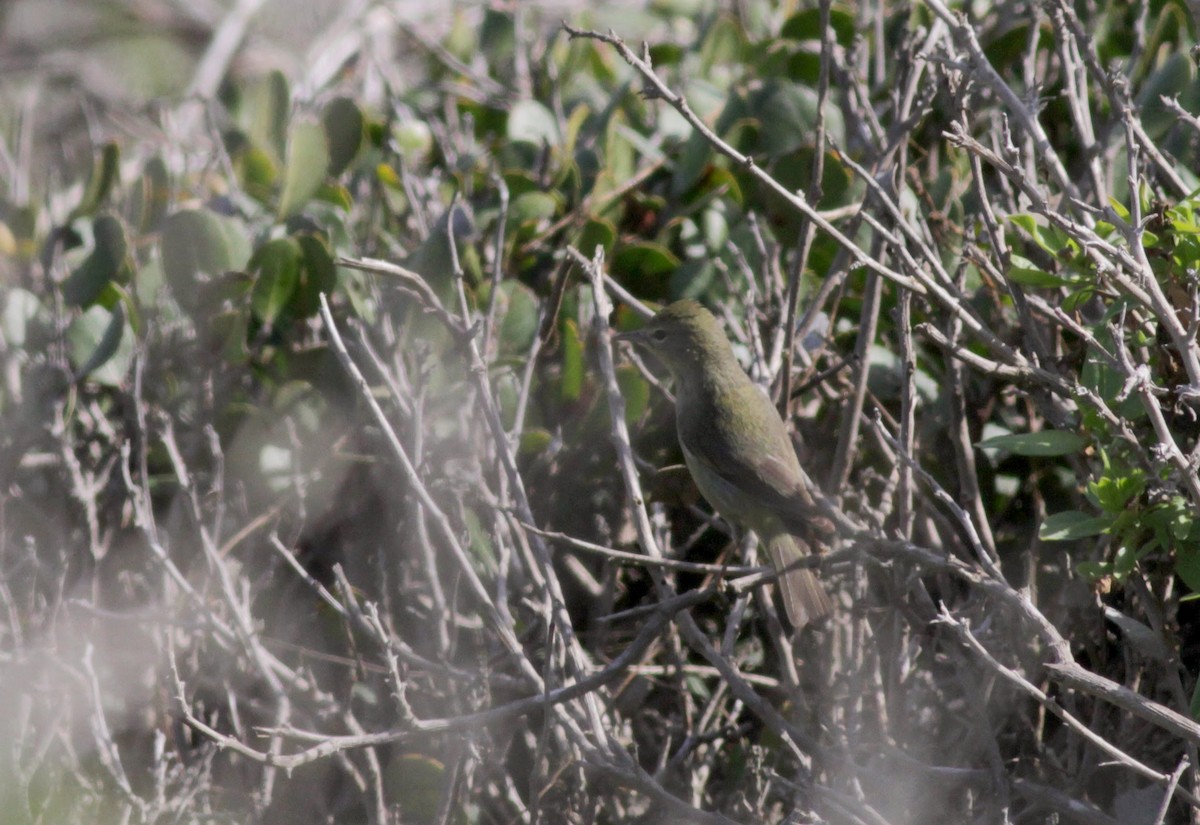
[681, 412, 834, 542]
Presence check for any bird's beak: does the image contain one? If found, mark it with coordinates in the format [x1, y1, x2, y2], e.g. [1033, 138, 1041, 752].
[613, 328, 645, 346]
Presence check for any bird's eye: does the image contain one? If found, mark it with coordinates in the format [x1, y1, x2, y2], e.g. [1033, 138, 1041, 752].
[651, 329, 668, 342]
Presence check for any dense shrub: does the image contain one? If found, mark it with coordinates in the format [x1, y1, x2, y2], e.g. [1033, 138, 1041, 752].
[4, 1, 1200, 822]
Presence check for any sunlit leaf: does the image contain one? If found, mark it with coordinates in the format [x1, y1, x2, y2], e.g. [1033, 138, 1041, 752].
[508, 99, 561, 147]
[249, 237, 302, 325]
[1040, 510, 1112, 541]
[1006, 255, 1074, 288]
[244, 70, 289, 160]
[519, 428, 554, 455]
[978, 430, 1086, 456]
[3, 289, 41, 347]
[278, 119, 330, 217]
[509, 191, 559, 227]
[561, 317, 584, 402]
[68, 303, 133, 385]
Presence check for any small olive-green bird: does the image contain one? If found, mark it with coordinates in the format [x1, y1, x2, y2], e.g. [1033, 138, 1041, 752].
[617, 299, 835, 628]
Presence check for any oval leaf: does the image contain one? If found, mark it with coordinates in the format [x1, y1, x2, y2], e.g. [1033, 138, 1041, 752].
[1176, 547, 1200, 593]
[293, 233, 337, 318]
[323, 97, 365, 177]
[612, 242, 680, 278]
[278, 119, 330, 218]
[1007, 255, 1074, 289]
[63, 215, 127, 307]
[560, 317, 584, 402]
[499, 281, 539, 356]
[3, 288, 40, 347]
[978, 430, 1086, 457]
[72, 142, 120, 219]
[1040, 510, 1111, 541]
[507, 99, 561, 147]
[577, 217, 616, 258]
[69, 303, 133, 385]
[250, 238, 303, 325]
[160, 209, 252, 307]
[131, 155, 171, 232]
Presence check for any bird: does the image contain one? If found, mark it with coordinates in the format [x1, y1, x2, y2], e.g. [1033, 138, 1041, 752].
[616, 299, 835, 628]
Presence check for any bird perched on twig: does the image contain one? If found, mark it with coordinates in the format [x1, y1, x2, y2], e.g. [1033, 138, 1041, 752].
[616, 299, 835, 628]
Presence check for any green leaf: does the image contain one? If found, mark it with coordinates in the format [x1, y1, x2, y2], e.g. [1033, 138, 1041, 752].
[509, 191, 559, 227]
[384, 755, 445, 822]
[1137, 52, 1194, 138]
[562, 103, 590, 159]
[236, 144, 279, 202]
[292, 233, 337, 318]
[3, 288, 40, 347]
[748, 79, 845, 156]
[1040, 510, 1112, 541]
[244, 70, 289, 160]
[498, 281, 539, 356]
[1113, 542, 1147, 578]
[130, 155, 170, 233]
[393, 120, 433, 162]
[250, 238, 303, 325]
[1006, 255, 1074, 288]
[577, 218, 616, 258]
[278, 119, 330, 218]
[701, 207, 728, 252]
[786, 50, 821, 84]
[1062, 285, 1097, 313]
[71, 142, 120, 219]
[315, 182, 353, 212]
[63, 215, 128, 307]
[698, 15, 747, 69]
[1088, 471, 1145, 513]
[617, 364, 650, 424]
[507, 99, 561, 147]
[480, 7, 516, 66]
[519, 428, 554, 456]
[443, 10, 476, 61]
[1007, 213, 1075, 255]
[1076, 560, 1113, 580]
[160, 209, 252, 308]
[780, 6, 856, 46]
[672, 130, 715, 197]
[1177, 547, 1200, 593]
[561, 317, 584, 402]
[462, 505, 497, 572]
[648, 42, 685, 66]
[612, 242, 680, 281]
[69, 303, 133, 385]
[671, 258, 717, 299]
[978, 430, 1086, 456]
[322, 97, 365, 177]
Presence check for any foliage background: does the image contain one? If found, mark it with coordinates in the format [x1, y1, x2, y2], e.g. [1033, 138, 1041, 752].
[4, 0, 1200, 822]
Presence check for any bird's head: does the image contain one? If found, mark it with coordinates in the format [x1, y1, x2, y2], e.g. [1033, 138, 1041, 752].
[615, 300, 735, 386]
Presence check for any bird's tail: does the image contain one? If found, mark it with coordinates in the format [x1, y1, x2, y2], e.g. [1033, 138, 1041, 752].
[765, 533, 833, 630]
